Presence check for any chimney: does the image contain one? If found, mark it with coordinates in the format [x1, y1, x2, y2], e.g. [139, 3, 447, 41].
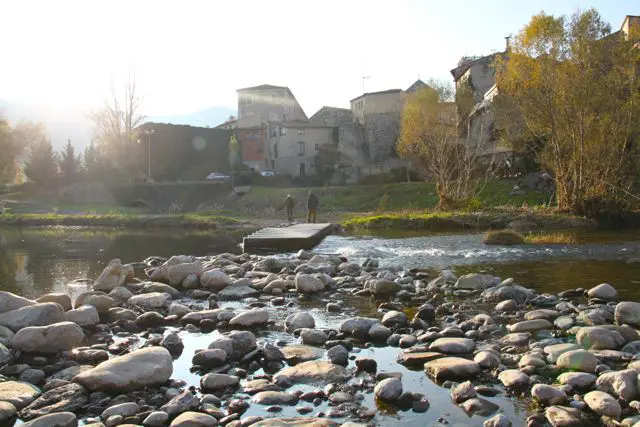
[505, 36, 511, 52]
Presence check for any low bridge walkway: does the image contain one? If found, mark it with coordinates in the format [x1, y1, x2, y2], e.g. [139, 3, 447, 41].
[243, 223, 334, 252]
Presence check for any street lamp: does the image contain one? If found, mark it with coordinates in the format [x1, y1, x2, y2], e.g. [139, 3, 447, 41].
[138, 129, 155, 181]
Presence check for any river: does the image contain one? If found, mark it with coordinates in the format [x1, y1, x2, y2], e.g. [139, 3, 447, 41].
[2, 226, 640, 426]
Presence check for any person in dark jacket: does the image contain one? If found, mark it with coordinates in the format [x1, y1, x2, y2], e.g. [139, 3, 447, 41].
[284, 194, 295, 222]
[307, 190, 318, 223]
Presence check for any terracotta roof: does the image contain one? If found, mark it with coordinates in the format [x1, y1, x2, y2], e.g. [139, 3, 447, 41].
[236, 84, 288, 92]
[350, 89, 403, 102]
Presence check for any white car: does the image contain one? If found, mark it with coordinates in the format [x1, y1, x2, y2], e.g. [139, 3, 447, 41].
[261, 171, 275, 177]
[206, 172, 231, 183]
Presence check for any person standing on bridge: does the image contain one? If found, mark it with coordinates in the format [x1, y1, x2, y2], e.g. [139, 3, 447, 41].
[307, 190, 318, 224]
[284, 194, 295, 222]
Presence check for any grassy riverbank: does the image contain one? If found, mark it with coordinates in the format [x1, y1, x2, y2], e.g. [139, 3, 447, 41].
[0, 213, 245, 229]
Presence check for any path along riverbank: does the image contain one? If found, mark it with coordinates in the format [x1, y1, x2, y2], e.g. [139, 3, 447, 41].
[0, 249, 638, 426]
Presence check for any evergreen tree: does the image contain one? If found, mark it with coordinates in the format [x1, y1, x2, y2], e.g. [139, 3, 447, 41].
[24, 138, 59, 189]
[59, 138, 83, 186]
[84, 142, 109, 182]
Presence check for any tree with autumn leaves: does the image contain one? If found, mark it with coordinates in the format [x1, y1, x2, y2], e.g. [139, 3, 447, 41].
[495, 9, 640, 214]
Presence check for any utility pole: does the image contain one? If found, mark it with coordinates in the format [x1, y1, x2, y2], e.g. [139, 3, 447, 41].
[138, 129, 155, 182]
[361, 76, 370, 93]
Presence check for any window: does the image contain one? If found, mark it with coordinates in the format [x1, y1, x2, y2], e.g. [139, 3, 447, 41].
[280, 127, 287, 136]
[315, 143, 319, 153]
[298, 141, 305, 157]
[297, 128, 305, 135]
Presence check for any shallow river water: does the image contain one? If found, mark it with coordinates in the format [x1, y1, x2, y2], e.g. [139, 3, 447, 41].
[2, 226, 640, 426]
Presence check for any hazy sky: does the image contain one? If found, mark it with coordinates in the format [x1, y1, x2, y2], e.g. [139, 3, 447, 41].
[1, 0, 637, 119]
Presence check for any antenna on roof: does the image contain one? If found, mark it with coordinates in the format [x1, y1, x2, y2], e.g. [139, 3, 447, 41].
[361, 76, 370, 93]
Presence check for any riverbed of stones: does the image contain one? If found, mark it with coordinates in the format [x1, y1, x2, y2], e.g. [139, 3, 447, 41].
[0, 251, 639, 426]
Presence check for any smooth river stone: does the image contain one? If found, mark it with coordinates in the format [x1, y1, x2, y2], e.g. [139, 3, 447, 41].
[507, 319, 553, 333]
[429, 338, 475, 354]
[424, 357, 481, 381]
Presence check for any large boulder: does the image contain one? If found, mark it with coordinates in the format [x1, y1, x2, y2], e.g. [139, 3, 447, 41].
[21, 412, 77, 427]
[365, 279, 399, 295]
[64, 305, 100, 327]
[200, 374, 239, 391]
[73, 347, 173, 392]
[295, 274, 326, 294]
[584, 390, 621, 419]
[556, 350, 598, 373]
[128, 292, 171, 309]
[595, 369, 639, 401]
[0, 303, 65, 332]
[36, 293, 71, 311]
[229, 310, 269, 327]
[429, 338, 475, 354]
[424, 357, 481, 381]
[12, 322, 84, 353]
[455, 274, 500, 290]
[374, 378, 403, 401]
[208, 331, 257, 360]
[169, 411, 218, 427]
[588, 283, 617, 301]
[340, 317, 379, 340]
[0, 381, 41, 409]
[200, 270, 232, 292]
[274, 361, 349, 386]
[285, 313, 315, 331]
[77, 293, 115, 313]
[0, 291, 35, 314]
[93, 258, 133, 292]
[576, 327, 625, 350]
[167, 261, 203, 287]
[615, 302, 640, 326]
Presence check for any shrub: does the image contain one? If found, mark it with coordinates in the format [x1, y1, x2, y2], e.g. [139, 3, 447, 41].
[483, 229, 525, 245]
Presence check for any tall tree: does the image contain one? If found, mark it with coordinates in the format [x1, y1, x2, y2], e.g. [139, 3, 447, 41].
[0, 117, 21, 186]
[88, 73, 145, 181]
[398, 81, 491, 209]
[495, 9, 640, 213]
[24, 137, 59, 189]
[59, 139, 83, 186]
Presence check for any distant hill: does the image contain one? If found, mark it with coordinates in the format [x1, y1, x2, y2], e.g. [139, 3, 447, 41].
[147, 106, 236, 128]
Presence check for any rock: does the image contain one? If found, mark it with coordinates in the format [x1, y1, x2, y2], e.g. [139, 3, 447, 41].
[545, 405, 587, 427]
[218, 285, 260, 300]
[424, 357, 481, 381]
[368, 323, 392, 342]
[588, 283, 617, 300]
[340, 317, 379, 339]
[36, 293, 71, 311]
[160, 390, 199, 417]
[79, 294, 115, 313]
[495, 300, 517, 312]
[229, 309, 269, 327]
[557, 372, 597, 388]
[507, 319, 553, 333]
[280, 345, 323, 362]
[481, 285, 533, 305]
[381, 310, 408, 327]
[455, 274, 499, 290]
[143, 411, 169, 427]
[253, 391, 299, 405]
[200, 270, 233, 292]
[519, 354, 545, 368]
[554, 316, 576, 330]
[451, 381, 477, 403]
[0, 303, 65, 332]
[474, 351, 501, 369]
[73, 347, 173, 392]
[484, 414, 512, 427]
[584, 390, 621, 419]
[576, 326, 625, 350]
[300, 329, 328, 346]
[93, 259, 133, 292]
[169, 411, 218, 427]
[0, 401, 16, 424]
[21, 412, 77, 427]
[65, 305, 100, 327]
[102, 402, 139, 419]
[0, 291, 35, 314]
[595, 369, 639, 401]
[0, 381, 41, 409]
[498, 369, 530, 388]
[274, 360, 349, 386]
[295, 274, 325, 294]
[136, 311, 165, 328]
[374, 377, 402, 401]
[12, 322, 84, 353]
[460, 397, 499, 416]
[128, 292, 171, 309]
[544, 343, 582, 363]
[108, 286, 134, 302]
[141, 282, 181, 298]
[532, 384, 566, 405]
[556, 350, 598, 373]
[168, 303, 191, 318]
[429, 338, 475, 354]
[285, 313, 315, 331]
[525, 309, 560, 321]
[107, 307, 136, 322]
[161, 332, 184, 356]
[364, 279, 399, 295]
[615, 301, 640, 326]
[252, 418, 337, 427]
[192, 349, 227, 367]
[327, 345, 348, 365]
[200, 373, 239, 390]
[166, 261, 203, 287]
[18, 383, 87, 421]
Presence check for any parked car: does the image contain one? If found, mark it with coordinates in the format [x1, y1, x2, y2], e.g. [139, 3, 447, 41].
[260, 170, 275, 177]
[206, 172, 231, 183]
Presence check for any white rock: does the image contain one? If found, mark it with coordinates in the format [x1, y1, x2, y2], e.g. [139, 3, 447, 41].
[128, 292, 171, 309]
[454, 273, 500, 290]
[93, 259, 133, 292]
[0, 303, 65, 332]
[429, 338, 475, 354]
[556, 350, 598, 373]
[229, 310, 269, 327]
[588, 283, 617, 300]
[584, 390, 621, 419]
[200, 270, 232, 292]
[295, 274, 325, 294]
[576, 326, 625, 350]
[532, 384, 566, 405]
[12, 321, 84, 353]
[615, 301, 640, 326]
[65, 305, 100, 327]
[285, 312, 315, 331]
